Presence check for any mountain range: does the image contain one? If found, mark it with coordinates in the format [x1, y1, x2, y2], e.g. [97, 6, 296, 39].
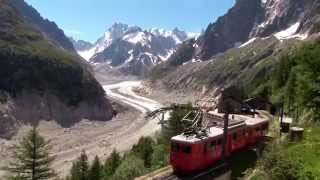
[150, 0, 320, 97]
[2, 0, 320, 138]
[71, 0, 320, 79]
[195, 0, 316, 60]
[71, 23, 199, 76]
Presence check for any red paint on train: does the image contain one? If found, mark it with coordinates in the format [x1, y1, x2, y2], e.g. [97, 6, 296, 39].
[170, 118, 269, 173]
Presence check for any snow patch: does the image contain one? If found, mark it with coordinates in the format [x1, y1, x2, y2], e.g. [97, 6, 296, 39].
[143, 52, 158, 64]
[239, 38, 257, 48]
[192, 58, 202, 63]
[159, 50, 174, 61]
[261, 0, 267, 4]
[182, 58, 202, 66]
[123, 32, 149, 46]
[274, 22, 308, 40]
[78, 48, 96, 61]
[126, 50, 134, 63]
[187, 32, 201, 39]
[193, 43, 199, 48]
[274, 22, 301, 39]
[149, 28, 199, 44]
[78, 31, 115, 61]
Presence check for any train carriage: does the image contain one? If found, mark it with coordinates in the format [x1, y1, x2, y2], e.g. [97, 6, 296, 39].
[170, 127, 223, 172]
[245, 118, 269, 145]
[170, 113, 269, 173]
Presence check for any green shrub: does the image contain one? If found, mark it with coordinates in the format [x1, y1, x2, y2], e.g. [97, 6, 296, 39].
[131, 137, 155, 168]
[249, 125, 320, 180]
[151, 144, 168, 170]
[113, 155, 147, 180]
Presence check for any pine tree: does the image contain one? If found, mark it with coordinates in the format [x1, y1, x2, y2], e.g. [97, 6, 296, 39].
[69, 162, 80, 180]
[165, 103, 193, 138]
[7, 126, 56, 180]
[103, 149, 121, 179]
[151, 144, 168, 169]
[70, 150, 89, 180]
[131, 137, 154, 168]
[88, 156, 102, 180]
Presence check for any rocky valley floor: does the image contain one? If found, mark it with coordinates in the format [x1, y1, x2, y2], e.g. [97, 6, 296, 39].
[0, 72, 159, 178]
[0, 65, 198, 178]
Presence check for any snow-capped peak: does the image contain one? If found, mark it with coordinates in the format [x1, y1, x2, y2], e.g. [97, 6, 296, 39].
[78, 23, 134, 61]
[261, 0, 267, 4]
[77, 23, 199, 61]
[122, 31, 151, 47]
[149, 27, 199, 44]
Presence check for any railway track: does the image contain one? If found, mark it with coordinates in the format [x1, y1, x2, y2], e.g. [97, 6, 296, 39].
[156, 174, 180, 180]
[137, 162, 230, 180]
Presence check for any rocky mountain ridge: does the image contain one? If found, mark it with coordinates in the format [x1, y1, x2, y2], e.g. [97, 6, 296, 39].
[70, 38, 93, 52]
[76, 23, 198, 76]
[195, 0, 320, 61]
[150, 0, 320, 98]
[9, 0, 77, 52]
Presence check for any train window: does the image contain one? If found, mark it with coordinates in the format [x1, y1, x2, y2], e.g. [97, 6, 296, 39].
[182, 145, 192, 154]
[171, 143, 180, 152]
[238, 132, 242, 138]
[210, 141, 216, 148]
[233, 133, 238, 140]
[203, 143, 208, 154]
[217, 139, 222, 146]
[262, 124, 268, 130]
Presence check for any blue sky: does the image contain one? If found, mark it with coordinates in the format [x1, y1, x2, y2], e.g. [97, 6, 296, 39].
[26, 0, 235, 43]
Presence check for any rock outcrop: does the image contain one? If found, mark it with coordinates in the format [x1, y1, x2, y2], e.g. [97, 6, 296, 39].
[197, 0, 320, 60]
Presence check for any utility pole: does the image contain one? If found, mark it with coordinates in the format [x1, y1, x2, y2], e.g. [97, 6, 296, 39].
[280, 102, 284, 136]
[221, 89, 232, 162]
[221, 96, 232, 178]
[222, 111, 229, 161]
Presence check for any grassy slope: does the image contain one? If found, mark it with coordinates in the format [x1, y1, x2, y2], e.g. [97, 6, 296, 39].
[150, 36, 302, 97]
[248, 125, 320, 180]
[151, 35, 320, 179]
[245, 40, 320, 179]
[0, 0, 105, 106]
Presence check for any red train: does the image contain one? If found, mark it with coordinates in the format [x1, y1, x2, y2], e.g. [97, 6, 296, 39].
[170, 112, 269, 173]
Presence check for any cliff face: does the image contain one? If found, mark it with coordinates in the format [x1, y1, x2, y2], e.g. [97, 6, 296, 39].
[0, 0, 114, 139]
[197, 0, 265, 60]
[70, 38, 93, 52]
[197, 0, 320, 60]
[0, 92, 113, 139]
[252, 0, 319, 37]
[150, 0, 320, 99]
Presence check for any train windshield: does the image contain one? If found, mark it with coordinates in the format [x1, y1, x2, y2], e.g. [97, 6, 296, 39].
[171, 142, 192, 154]
[171, 142, 180, 152]
[182, 145, 192, 154]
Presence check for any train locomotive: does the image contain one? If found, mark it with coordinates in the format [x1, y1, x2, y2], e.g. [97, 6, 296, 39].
[169, 110, 269, 173]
